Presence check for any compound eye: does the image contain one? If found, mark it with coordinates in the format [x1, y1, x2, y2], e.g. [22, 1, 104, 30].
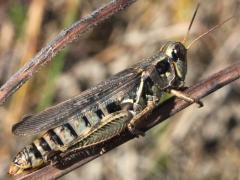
[171, 45, 180, 61]
[171, 49, 178, 61]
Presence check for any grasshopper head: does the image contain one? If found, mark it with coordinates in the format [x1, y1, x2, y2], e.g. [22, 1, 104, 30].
[161, 41, 187, 81]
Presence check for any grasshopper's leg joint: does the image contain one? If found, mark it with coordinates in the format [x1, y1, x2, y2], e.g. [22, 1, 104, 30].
[127, 123, 145, 137]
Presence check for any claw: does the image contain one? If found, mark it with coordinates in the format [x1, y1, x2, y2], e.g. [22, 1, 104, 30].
[193, 98, 204, 108]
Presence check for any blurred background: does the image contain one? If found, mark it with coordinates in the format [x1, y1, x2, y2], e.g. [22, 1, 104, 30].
[0, 0, 240, 179]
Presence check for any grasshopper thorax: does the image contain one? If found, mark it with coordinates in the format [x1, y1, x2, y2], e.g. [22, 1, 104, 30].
[161, 41, 187, 81]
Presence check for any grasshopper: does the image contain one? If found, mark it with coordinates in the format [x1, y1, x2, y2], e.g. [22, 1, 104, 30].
[9, 3, 231, 176]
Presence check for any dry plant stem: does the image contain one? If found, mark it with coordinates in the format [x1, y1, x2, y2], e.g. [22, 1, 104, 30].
[17, 62, 240, 180]
[0, 0, 137, 105]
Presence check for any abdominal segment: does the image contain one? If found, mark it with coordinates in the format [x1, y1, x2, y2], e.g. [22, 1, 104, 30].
[9, 101, 125, 175]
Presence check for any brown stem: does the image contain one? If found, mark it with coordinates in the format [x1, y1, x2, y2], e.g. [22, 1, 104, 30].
[0, 0, 137, 105]
[16, 63, 240, 180]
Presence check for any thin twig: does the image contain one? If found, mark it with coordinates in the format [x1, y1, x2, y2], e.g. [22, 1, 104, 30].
[0, 0, 137, 105]
[16, 62, 240, 180]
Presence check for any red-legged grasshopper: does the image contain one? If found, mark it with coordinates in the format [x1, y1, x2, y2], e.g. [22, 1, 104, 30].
[9, 3, 232, 176]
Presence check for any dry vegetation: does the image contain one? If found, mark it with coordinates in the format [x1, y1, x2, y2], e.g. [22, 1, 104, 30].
[0, 0, 239, 180]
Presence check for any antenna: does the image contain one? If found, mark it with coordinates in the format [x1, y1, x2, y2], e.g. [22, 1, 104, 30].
[182, 2, 200, 44]
[187, 16, 234, 49]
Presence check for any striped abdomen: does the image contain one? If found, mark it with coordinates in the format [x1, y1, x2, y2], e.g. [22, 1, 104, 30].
[35, 101, 123, 159]
[9, 101, 123, 175]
